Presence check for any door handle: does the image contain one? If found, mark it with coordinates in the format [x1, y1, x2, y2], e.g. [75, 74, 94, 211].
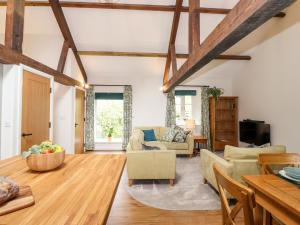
[75, 123, 79, 127]
[22, 133, 33, 137]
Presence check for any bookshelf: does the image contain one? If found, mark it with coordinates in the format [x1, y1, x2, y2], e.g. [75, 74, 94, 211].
[209, 97, 238, 151]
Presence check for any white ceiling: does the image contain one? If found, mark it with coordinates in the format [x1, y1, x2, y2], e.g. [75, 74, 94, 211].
[0, 0, 292, 83]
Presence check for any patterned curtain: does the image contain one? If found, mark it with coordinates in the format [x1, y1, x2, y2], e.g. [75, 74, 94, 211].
[85, 86, 95, 150]
[201, 87, 211, 150]
[165, 89, 176, 127]
[122, 85, 132, 150]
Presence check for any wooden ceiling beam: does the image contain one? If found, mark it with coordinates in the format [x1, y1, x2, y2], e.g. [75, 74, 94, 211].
[0, 44, 83, 87]
[0, 2, 286, 17]
[163, 0, 295, 93]
[5, 0, 25, 52]
[189, 0, 200, 54]
[170, 45, 178, 77]
[78, 50, 251, 61]
[163, 0, 183, 85]
[49, 0, 88, 83]
[57, 40, 69, 73]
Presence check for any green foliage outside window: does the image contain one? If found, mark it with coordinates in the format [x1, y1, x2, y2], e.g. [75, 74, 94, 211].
[95, 100, 123, 139]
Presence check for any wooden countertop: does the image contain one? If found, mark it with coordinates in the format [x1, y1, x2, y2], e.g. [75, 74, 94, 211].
[0, 154, 126, 225]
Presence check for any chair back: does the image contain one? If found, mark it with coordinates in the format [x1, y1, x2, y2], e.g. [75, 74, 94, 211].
[258, 153, 300, 174]
[213, 164, 256, 225]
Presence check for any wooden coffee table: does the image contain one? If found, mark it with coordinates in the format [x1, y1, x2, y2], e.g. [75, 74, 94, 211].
[193, 136, 208, 155]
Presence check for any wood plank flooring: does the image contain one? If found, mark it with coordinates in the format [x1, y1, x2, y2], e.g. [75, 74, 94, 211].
[102, 151, 244, 225]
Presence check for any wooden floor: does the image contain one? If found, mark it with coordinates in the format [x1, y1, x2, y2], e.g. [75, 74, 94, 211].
[98, 151, 244, 225]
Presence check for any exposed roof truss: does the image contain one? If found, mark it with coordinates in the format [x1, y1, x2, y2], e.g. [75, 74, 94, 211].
[163, 0, 295, 92]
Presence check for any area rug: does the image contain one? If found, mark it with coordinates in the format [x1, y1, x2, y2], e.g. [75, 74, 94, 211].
[125, 156, 221, 210]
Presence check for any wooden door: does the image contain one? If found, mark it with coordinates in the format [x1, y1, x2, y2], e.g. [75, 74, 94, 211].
[21, 70, 50, 152]
[75, 89, 85, 154]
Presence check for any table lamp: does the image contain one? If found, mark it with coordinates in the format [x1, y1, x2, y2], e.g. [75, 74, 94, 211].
[185, 119, 196, 134]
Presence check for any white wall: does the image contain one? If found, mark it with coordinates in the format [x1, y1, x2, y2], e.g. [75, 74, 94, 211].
[91, 75, 167, 128]
[89, 71, 233, 131]
[0, 65, 55, 159]
[0, 64, 3, 150]
[23, 34, 64, 71]
[0, 65, 22, 159]
[53, 83, 75, 154]
[231, 3, 300, 152]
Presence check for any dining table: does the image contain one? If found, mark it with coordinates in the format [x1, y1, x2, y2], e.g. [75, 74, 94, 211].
[243, 174, 300, 225]
[0, 154, 126, 225]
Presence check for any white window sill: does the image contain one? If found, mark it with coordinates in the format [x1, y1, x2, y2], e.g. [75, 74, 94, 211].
[95, 142, 122, 144]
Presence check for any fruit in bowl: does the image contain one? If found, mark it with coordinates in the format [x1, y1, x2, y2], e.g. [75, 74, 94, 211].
[22, 141, 65, 172]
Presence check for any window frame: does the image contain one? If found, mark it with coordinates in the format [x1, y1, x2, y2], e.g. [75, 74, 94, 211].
[94, 96, 124, 143]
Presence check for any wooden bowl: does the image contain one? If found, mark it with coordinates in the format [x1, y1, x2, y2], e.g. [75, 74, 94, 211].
[26, 151, 65, 172]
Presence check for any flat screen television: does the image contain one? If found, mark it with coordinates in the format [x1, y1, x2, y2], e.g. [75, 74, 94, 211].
[239, 120, 270, 146]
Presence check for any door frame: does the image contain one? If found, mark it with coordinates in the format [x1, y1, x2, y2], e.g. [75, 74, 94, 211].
[74, 87, 86, 153]
[18, 65, 54, 153]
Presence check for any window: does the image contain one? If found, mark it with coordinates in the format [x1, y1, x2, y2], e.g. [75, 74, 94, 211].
[94, 93, 123, 143]
[175, 90, 196, 126]
[175, 96, 192, 125]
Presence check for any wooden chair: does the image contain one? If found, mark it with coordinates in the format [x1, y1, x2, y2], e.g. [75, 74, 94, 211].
[258, 153, 300, 174]
[213, 164, 256, 225]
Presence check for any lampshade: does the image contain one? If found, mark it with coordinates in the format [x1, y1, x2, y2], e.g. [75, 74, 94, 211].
[185, 119, 196, 129]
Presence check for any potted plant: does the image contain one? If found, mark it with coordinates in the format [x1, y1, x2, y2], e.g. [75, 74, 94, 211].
[107, 127, 114, 142]
[207, 86, 224, 100]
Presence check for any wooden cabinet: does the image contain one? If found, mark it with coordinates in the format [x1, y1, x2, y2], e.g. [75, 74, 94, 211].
[209, 97, 238, 151]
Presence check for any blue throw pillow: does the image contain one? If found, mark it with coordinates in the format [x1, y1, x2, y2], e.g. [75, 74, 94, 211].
[143, 129, 157, 141]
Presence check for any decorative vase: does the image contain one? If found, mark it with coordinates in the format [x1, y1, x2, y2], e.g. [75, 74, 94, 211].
[107, 137, 112, 142]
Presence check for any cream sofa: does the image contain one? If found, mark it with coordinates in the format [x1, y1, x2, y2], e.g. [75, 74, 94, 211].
[200, 145, 286, 198]
[126, 126, 194, 156]
[126, 129, 176, 185]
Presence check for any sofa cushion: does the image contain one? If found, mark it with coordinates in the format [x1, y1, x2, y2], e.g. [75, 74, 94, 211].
[159, 127, 169, 138]
[171, 125, 190, 143]
[136, 127, 161, 139]
[161, 128, 178, 142]
[129, 130, 144, 151]
[143, 129, 157, 141]
[224, 145, 286, 160]
[161, 141, 188, 150]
